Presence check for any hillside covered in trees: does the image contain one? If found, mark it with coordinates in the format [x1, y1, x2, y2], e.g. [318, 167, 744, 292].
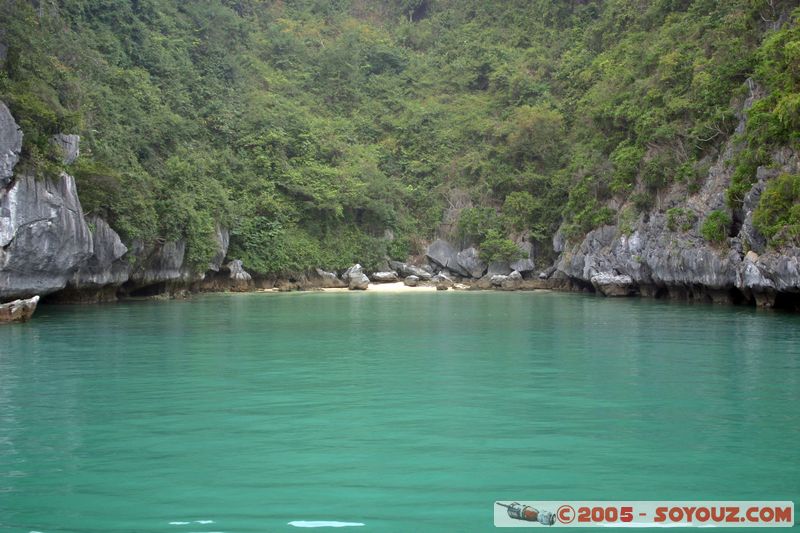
[1, 0, 798, 276]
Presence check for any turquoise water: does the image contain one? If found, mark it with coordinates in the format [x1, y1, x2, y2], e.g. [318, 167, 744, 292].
[1, 291, 798, 532]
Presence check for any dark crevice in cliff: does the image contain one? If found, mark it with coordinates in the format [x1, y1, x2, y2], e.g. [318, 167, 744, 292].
[772, 291, 800, 312]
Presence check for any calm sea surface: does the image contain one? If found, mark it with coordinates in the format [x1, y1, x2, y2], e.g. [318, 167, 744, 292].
[1, 291, 798, 532]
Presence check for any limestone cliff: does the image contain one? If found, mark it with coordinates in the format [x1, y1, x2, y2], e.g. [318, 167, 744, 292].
[0, 102, 230, 302]
[553, 83, 800, 308]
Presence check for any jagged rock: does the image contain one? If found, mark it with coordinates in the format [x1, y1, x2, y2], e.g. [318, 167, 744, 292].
[426, 239, 469, 277]
[389, 260, 432, 280]
[455, 247, 487, 278]
[490, 275, 508, 287]
[432, 273, 453, 290]
[552, 227, 567, 253]
[539, 265, 556, 279]
[227, 259, 252, 282]
[348, 272, 370, 290]
[590, 272, 636, 297]
[0, 295, 39, 323]
[501, 270, 523, 290]
[0, 173, 93, 299]
[209, 226, 230, 272]
[127, 239, 194, 288]
[315, 268, 345, 288]
[404, 275, 419, 287]
[342, 264, 364, 283]
[371, 271, 398, 282]
[0, 102, 22, 188]
[51, 134, 80, 164]
[487, 261, 512, 276]
[70, 216, 129, 289]
[510, 238, 535, 273]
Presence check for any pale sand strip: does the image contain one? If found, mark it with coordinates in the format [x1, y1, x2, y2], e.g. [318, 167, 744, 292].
[321, 282, 437, 293]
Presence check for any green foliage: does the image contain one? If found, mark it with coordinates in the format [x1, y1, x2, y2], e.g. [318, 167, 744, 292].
[457, 207, 501, 244]
[479, 230, 523, 263]
[666, 207, 698, 232]
[701, 210, 732, 244]
[753, 174, 800, 246]
[0, 0, 794, 273]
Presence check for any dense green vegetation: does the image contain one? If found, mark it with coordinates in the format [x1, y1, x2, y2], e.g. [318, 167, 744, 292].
[1, 0, 798, 275]
[753, 173, 800, 245]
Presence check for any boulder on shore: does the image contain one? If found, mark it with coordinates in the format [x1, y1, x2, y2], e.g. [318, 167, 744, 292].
[501, 270, 523, 290]
[0, 295, 40, 323]
[342, 264, 364, 283]
[426, 239, 469, 277]
[371, 271, 399, 283]
[404, 275, 419, 287]
[433, 273, 453, 290]
[389, 260, 433, 280]
[315, 268, 345, 288]
[349, 272, 370, 290]
[455, 247, 487, 278]
[590, 272, 636, 297]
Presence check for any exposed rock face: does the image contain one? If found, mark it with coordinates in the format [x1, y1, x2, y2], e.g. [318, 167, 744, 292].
[0, 102, 22, 188]
[501, 270, 523, 290]
[342, 264, 364, 283]
[403, 275, 419, 287]
[591, 272, 636, 297]
[371, 271, 398, 282]
[487, 261, 511, 276]
[224, 259, 253, 292]
[127, 240, 192, 287]
[510, 238, 535, 273]
[51, 134, 80, 164]
[490, 275, 508, 287]
[1, 173, 93, 299]
[389, 260, 433, 280]
[552, 82, 800, 307]
[70, 216, 129, 289]
[315, 268, 344, 288]
[0, 295, 39, 323]
[426, 239, 469, 277]
[455, 247, 487, 278]
[348, 272, 370, 290]
[432, 272, 453, 290]
[209, 226, 230, 272]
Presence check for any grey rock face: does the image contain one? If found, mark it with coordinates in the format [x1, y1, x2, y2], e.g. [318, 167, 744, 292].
[490, 275, 508, 287]
[371, 271, 398, 282]
[348, 272, 369, 290]
[1, 173, 93, 299]
[0, 295, 39, 323]
[455, 247, 487, 278]
[403, 275, 419, 287]
[51, 134, 80, 164]
[487, 261, 511, 276]
[0, 102, 22, 188]
[432, 272, 453, 290]
[127, 240, 192, 287]
[500, 270, 523, 290]
[209, 226, 230, 272]
[389, 260, 433, 280]
[315, 268, 344, 288]
[590, 272, 636, 297]
[426, 239, 469, 277]
[552, 91, 800, 304]
[510, 239, 535, 273]
[342, 264, 364, 283]
[71, 216, 129, 289]
[227, 259, 252, 282]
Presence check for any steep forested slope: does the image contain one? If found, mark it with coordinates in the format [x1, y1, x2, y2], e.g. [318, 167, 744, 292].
[0, 0, 798, 277]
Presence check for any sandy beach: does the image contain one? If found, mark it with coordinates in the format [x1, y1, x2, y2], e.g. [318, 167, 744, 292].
[321, 281, 438, 293]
